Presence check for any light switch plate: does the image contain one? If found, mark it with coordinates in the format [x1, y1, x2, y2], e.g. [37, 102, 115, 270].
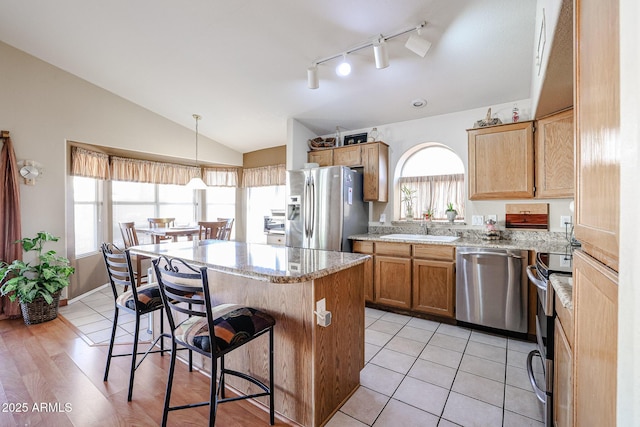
[472, 215, 484, 226]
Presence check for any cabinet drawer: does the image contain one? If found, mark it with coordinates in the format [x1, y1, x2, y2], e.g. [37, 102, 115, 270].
[555, 293, 573, 349]
[266, 234, 285, 245]
[333, 146, 362, 166]
[413, 244, 455, 261]
[353, 240, 374, 254]
[374, 242, 411, 257]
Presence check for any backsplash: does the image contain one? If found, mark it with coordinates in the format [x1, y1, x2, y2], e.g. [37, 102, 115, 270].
[369, 221, 568, 243]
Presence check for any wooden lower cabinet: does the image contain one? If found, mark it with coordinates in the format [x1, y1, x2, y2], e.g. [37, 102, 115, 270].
[412, 259, 455, 317]
[352, 241, 374, 302]
[553, 316, 572, 427]
[374, 256, 411, 309]
[573, 250, 618, 427]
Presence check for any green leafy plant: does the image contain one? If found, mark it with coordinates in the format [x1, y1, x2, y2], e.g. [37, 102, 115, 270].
[0, 232, 75, 304]
[446, 202, 457, 213]
[401, 186, 417, 211]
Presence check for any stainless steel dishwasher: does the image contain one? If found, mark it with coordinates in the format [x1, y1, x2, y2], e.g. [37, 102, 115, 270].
[456, 247, 528, 333]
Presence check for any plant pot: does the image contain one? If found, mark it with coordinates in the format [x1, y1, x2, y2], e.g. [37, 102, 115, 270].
[20, 291, 61, 325]
[405, 206, 414, 221]
[446, 211, 457, 223]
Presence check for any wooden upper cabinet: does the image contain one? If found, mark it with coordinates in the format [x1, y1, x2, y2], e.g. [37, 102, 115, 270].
[535, 108, 575, 198]
[574, 0, 619, 268]
[333, 145, 362, 166]
[307, 149, 333, 167]
[309, 141, 388, 202]
[362, 142, 388, 202]
[467, 121, 535, 200]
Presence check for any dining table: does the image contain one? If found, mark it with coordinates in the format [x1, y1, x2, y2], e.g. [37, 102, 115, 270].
[137, 225, 201, 244]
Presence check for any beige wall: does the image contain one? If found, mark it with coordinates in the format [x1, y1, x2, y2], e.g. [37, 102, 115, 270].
[0, 41, 243, 298]
[243, 145, 286, 168]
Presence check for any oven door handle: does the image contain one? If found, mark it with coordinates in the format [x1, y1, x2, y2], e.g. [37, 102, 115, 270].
[527, 350, 547, 403]
[526, 265, 547, 291]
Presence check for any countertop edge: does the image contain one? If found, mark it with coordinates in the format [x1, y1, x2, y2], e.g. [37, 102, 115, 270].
[550, 274, 573, 310]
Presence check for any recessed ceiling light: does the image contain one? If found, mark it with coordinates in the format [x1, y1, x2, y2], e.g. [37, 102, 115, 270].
[411, 98, 427, 108]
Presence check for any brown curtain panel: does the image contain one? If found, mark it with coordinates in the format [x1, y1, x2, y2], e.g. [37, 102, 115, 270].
[0, 132, 22, 319]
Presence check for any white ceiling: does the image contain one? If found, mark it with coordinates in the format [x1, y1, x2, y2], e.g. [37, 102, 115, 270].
[0, 0, 536, 153]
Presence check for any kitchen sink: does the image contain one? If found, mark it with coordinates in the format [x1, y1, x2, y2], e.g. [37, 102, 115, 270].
[379, 234, 460, 243]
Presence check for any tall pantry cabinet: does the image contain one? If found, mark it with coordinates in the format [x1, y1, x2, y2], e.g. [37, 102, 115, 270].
[573, 0, 620, 425]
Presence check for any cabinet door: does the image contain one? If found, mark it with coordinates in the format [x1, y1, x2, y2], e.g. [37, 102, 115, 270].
[574, 0, 620, 269]
[333, 145, 362, 166]
[374, 256, 411, 309]
[535, 109, 574, 198]
[467, 122, 534, 200]
[554, 317, 573, 427]
[411, 259, 455, 318]
[308, 150, 333, 167]
[353, 241, 374, 302]
[573, 250, 618, 427]
[362, 142, 389, 202]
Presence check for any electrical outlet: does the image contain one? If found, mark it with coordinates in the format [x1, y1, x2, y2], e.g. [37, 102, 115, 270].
[316, 298, 326, 313]
[487, 214, 497, 222]
[472, 215, 484, 226]
[560, 215, 572, 228]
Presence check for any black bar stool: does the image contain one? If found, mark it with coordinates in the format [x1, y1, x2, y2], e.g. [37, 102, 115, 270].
[153, 255, 275, 426]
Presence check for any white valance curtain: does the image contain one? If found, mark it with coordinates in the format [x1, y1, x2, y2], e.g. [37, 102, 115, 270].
[109, 156, 200, 185]
[71, 147, 241, 187]
[70, 146, 110, 180]
[203, 167, 239, 187]
[242, 164, 286, 187]
[398, 174, 465, 220]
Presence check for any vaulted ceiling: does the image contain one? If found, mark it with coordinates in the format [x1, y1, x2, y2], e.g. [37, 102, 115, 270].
[0, 0, 537, 153]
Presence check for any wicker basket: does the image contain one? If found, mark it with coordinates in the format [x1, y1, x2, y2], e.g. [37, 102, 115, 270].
[20, 291, 61, 325]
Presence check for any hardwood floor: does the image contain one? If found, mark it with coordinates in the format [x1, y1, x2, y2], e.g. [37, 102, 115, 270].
[0, 317, 291, 426]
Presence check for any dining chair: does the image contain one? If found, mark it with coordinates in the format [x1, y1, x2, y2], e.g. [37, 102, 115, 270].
[217, 218, 234, 240]
[198, 220, 227, 240]
[118, 221, 146, 288]
[153, 255, 275, 426]
[101, 243, 170, 402]
[148, 218, 176, 243]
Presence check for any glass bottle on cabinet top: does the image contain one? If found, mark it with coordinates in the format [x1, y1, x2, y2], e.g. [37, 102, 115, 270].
[368, 127, 379, 142]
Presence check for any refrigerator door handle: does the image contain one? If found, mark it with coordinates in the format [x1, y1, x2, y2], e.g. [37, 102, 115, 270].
[309, 176, 315, 239]
[304, 176, 310, 237]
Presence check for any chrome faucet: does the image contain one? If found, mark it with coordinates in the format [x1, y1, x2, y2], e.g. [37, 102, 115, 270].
[420, 221, 429, 234]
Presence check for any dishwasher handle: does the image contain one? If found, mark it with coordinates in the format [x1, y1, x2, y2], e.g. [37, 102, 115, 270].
[460, 252, 524, 259]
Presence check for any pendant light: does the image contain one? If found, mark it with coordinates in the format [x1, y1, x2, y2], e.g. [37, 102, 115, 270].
[186, 113, 208, 190]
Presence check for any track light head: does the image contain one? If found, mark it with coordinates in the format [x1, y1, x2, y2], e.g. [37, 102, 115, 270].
[307, 65, 319, 89]
[336, 54, 351, 77]
[373, 36, 389, 69]
[405, 31, 432, 57]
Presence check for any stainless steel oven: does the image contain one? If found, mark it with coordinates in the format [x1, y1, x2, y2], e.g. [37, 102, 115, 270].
[526, 252, 572, 427]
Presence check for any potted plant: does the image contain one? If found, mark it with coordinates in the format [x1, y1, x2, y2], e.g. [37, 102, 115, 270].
[0, 232, 75, 325]
[445, 202, 458, 223]
[400, 185, 417, 220]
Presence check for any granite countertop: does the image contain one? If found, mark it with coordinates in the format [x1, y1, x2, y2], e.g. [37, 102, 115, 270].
[550, 274, 573, 310]
[130, 240, 369, 284]
[349, 233, 570, 254]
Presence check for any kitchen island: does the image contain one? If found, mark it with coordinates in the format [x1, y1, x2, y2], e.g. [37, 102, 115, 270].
[130, 240, 368, 427]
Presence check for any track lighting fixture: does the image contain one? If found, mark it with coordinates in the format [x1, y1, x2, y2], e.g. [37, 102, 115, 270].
[373, 36, 389, 69]
[405, 24, 432, 57]
[336, 54, 351, 76]
[306, 21, 429, 89]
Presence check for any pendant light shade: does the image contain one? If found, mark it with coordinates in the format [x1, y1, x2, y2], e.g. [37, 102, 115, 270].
[186, 114, 207, 190]
[307, 65, 319, 89]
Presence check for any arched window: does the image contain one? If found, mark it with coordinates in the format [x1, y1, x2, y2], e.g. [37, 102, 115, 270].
[398, 144, 465, 221]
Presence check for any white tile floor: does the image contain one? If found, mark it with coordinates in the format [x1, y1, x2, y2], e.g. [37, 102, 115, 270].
[62, 291, 544, 427]
[326, 307, 545, 427]
[58, 284, 154, 345]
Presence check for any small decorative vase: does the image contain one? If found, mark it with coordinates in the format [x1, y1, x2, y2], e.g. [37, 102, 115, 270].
[406, 206, 414, 221]
[446, 210, 456, 223]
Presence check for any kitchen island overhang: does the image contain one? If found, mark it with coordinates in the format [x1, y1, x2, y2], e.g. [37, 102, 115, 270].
[130, 240, 369, 427]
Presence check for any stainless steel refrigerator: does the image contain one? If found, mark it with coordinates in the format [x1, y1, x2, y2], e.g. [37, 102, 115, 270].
[285, 166, 368, 252]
